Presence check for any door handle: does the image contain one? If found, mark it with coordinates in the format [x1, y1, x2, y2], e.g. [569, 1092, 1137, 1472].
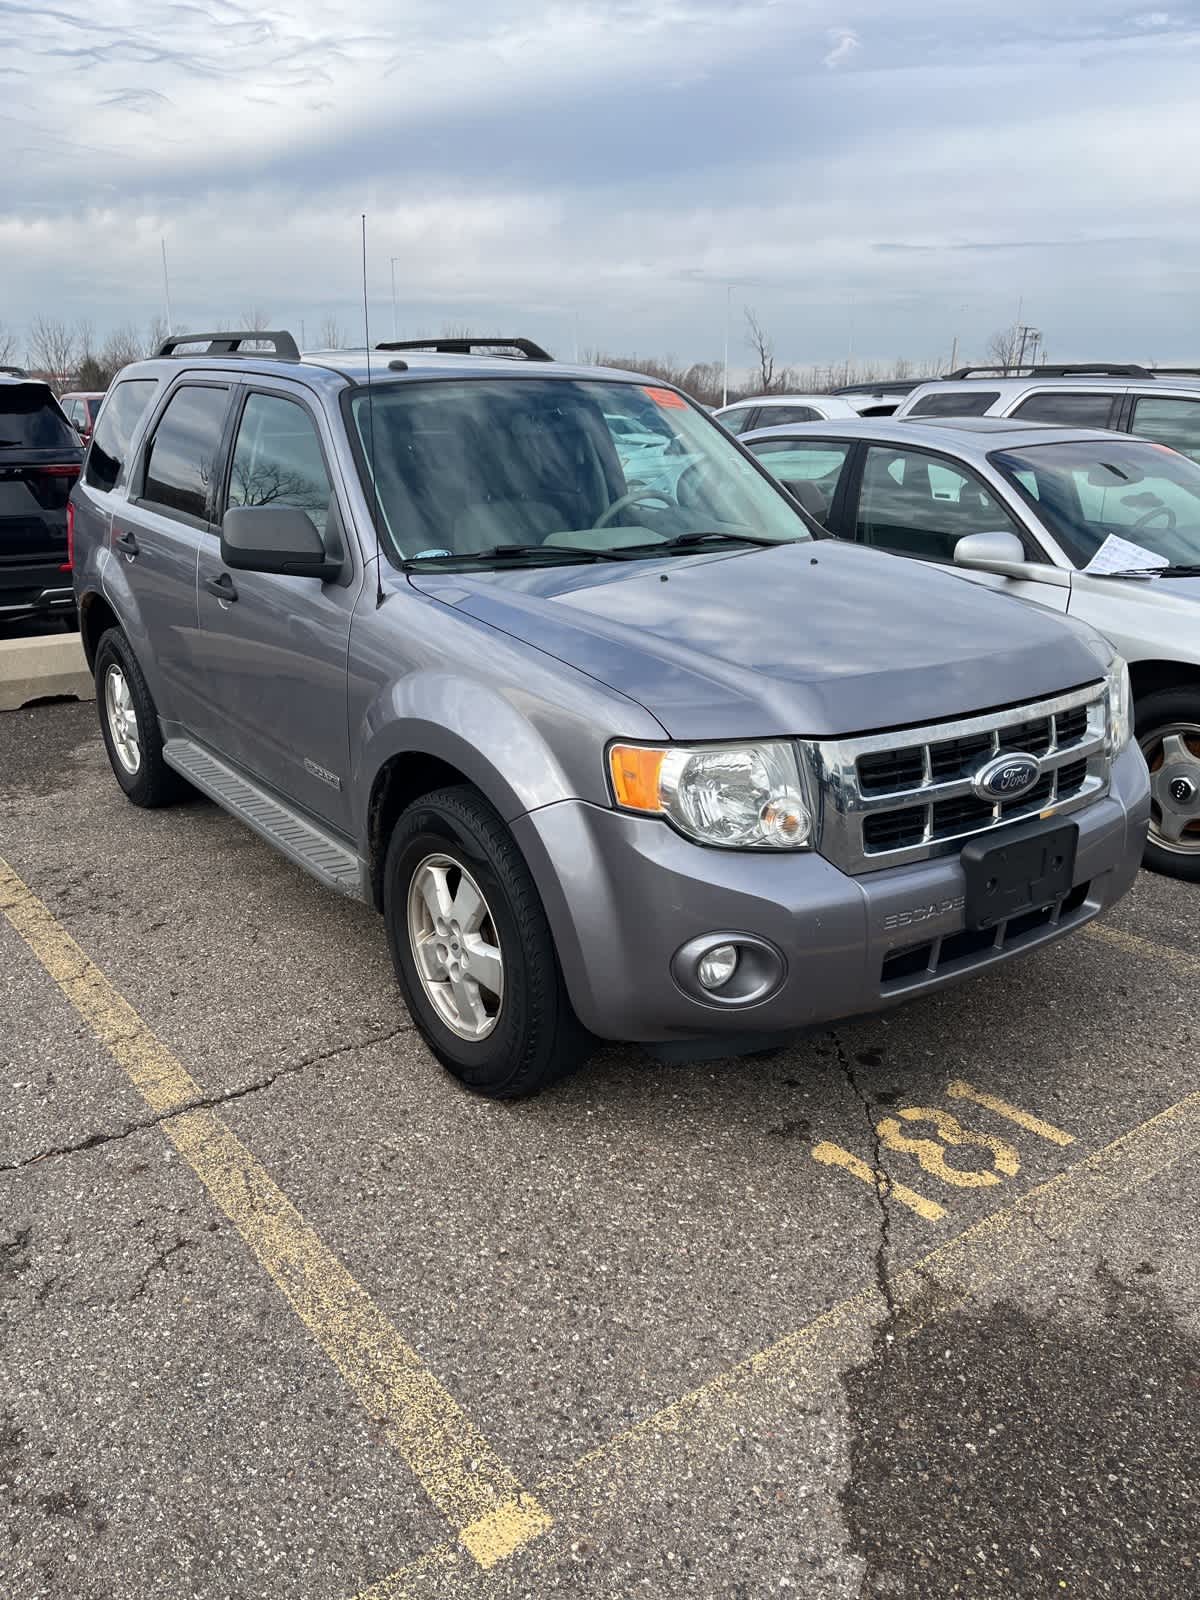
[204, 571, 238, 602]
[114, 529, 139, 556]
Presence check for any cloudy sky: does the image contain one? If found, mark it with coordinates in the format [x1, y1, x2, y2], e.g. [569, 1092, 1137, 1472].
[3, 0, 1199, 369]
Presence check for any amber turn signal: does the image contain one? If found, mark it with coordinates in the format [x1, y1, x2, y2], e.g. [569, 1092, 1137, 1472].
[609, 745, 666, 812]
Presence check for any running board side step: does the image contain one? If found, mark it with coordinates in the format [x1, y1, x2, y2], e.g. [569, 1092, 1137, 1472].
[163, 739, 368, 900]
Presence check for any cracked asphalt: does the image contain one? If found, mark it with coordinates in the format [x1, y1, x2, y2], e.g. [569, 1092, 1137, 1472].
[2, 700, 1198, 1599]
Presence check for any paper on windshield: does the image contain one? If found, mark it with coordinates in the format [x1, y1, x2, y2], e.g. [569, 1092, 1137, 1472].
[1083, 533, 1170, 577]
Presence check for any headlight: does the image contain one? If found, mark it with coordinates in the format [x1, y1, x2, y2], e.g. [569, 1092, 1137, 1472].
[609, 740, 813, 849]
[1085, 637, 1132, 753]
[1106, 654, 1133, 751]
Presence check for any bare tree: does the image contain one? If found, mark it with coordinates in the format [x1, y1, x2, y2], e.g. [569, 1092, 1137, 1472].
[318, 315, 346, 349]
[240, 307, 273, 351]
[744, 307, 776, 393]
[26, 317, 81, 392]
[985, 323, 1025, 374]
[0, 322, 18, 365]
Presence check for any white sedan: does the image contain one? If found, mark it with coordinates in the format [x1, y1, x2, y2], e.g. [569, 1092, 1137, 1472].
[741, 414, 1200, 880]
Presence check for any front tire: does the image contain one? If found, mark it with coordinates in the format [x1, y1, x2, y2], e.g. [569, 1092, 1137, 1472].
[94, 628, 186, 808]
[383, 785, 592, 1097]
[1136, 687, 1200, 881]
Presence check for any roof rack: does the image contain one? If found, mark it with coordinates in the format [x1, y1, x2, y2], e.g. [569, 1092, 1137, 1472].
[374, 337, 553, 362]
[832, 379, 923, 395]
[155, 330, 301, 361]
[942, 362, 1156, 381]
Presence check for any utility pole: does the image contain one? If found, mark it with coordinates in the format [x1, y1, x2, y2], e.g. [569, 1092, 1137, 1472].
[389, 257, 399, 341]
[948, 334, 958, 373]
[160, 239, 173, 335]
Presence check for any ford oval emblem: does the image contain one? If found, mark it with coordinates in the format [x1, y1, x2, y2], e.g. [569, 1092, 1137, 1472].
[973, 751, 1041, 803]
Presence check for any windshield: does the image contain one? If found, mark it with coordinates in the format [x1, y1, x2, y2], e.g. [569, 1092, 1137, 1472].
[348, 378, 811, 564]
[991, 440, 1200, 569]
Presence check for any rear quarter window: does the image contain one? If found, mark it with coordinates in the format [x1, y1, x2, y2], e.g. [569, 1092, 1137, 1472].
[85, 378, 159, 492]
[907, 390, 1000, 418]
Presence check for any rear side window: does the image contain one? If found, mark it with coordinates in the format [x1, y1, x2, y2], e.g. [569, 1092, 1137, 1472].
[226, 393, 333, 535]
[907, 390, 1000, 418]
[760, 405, 821, 425]
[85, 379, 158, 492]
[141, 385, 230, 522]
[1131, 395, 1200, 464]
[717, 407, 754, 434]
[1011, 391, 1118, 428]
[746, 437, 851, 525]
[0, 383, 77, 449]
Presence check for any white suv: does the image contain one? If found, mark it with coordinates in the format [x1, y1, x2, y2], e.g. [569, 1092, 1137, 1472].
[894, 363, 1200, 462]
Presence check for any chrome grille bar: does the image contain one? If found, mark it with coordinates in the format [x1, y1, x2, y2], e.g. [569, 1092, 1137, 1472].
[808, 682, 1110, 873]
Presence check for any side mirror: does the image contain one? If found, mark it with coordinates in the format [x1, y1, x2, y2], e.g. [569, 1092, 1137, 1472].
[221, 505, 341, 580]
[953, 531, 1069, 587]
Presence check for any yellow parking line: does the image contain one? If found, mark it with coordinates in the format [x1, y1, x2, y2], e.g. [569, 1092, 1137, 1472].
[946, 1078, 1074, 1146]
[0, 857, 550, 1570]
[1086, 920, 1200, 977]
[354, 1079, 1200, 1594]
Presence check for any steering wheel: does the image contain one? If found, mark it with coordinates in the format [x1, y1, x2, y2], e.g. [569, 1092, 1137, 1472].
[1132, 502, 1177, 532]
[592, 488, 672, 529]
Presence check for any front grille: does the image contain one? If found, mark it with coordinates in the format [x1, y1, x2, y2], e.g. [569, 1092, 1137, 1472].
[813, 683, 1111, 873]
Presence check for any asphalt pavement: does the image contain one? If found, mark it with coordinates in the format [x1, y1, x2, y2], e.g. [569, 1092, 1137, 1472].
[1, 701, 1197, 1599]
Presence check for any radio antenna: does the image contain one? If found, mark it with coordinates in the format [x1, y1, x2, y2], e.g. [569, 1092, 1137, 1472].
[361, 213, 385, 609]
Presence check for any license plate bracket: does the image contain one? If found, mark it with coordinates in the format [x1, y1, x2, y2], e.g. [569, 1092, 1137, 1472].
[961, 818, 1079, 931]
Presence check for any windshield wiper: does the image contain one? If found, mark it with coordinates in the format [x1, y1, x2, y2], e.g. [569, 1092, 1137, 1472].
[610, 529, 791, 558]
[401, 543, 623, 571]
[1155, 564, 1200, 577]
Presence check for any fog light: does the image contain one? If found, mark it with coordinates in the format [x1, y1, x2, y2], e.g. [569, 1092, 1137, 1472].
[697, 943, 739, 990]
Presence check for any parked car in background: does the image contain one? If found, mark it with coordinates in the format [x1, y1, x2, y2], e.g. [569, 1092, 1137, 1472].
[743, 414, 1200, 878]
[832, 378, 926, 416]
[894, 364, 1200, 462]
[60, 391, 107, 445]
[0, 374, 82, 624]
[714, 394, 864, 435]
[71, 330, 1147, 1097]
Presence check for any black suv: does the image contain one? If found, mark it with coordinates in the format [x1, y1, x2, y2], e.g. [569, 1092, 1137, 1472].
[0, 375, 83, 625]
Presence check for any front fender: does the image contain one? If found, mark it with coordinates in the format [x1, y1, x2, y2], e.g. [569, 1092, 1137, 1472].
[352, 667, 659, 834]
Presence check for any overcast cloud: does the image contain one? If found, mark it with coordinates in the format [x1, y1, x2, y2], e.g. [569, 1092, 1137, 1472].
[2, 0, 1199, 367]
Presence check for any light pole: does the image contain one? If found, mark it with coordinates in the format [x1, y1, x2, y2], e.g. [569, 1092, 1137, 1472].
[722, 284, 731, 408]
[390, 257, 399, 341]
[160, 239, 173, 336]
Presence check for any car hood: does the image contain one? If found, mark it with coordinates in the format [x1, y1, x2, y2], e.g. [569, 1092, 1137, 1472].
[407, 542, 1105, 740]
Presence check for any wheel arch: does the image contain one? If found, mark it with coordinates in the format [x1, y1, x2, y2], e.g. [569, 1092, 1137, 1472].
[78, 588, 121, 672]
[1129, 658, 1200, 713]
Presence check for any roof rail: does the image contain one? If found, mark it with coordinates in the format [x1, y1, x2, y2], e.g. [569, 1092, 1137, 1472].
[942, 362, 1152, 381]
[374, 337, 553, 362]
[0, 364, 29, 377]
[155, 330, 301, 361]
[832, 379, 923, 395]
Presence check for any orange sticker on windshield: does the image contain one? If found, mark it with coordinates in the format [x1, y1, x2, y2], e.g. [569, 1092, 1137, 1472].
[642, 386, 687, 409]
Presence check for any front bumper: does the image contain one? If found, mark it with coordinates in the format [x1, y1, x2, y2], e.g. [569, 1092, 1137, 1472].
[512, 740, 1150, 1044]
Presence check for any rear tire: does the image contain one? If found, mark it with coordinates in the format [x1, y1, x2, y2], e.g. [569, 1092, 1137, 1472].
[1136, 687, 1200, 882]
[94, 628, 187, 808]
[384, 785, 592, 1097]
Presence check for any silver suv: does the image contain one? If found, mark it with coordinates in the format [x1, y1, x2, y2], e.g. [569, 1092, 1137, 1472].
[71, 332, 1150, 1097]
[895, 363, 1200, 461]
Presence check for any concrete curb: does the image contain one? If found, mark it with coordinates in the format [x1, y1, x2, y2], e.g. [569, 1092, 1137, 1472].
[0, 634, 93, 712]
